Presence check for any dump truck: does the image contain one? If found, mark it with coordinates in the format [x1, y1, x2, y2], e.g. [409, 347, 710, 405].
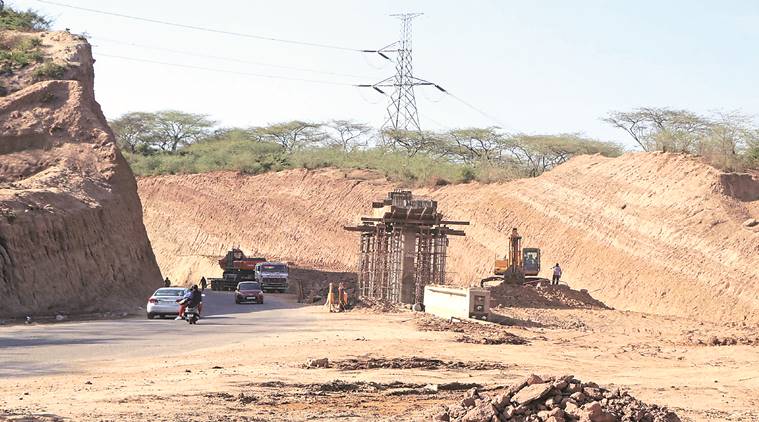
[209, 248, 267, 291]
[255, 261, 290, 293]
[481, 228, 548, 287]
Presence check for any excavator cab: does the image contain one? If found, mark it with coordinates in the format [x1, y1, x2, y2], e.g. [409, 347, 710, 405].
[523, 248, 540, 277]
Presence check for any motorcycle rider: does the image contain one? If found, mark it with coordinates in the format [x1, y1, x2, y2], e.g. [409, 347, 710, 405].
[176, 285, 203, 320]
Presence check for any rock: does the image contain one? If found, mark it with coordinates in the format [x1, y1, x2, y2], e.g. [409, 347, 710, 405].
[307, 358, 330, 368]
[507, 378, 529, 396]
[492, 394, 510, 411]
[55, 314, 66, 321]
[583, 387, 603, 400]
[84, 381, 92, 385]
[462, 403, 498, 422]
[564, 402, 581, 417]
[566, 383, 582, 394]
[431, 411, 450, 421]
[526, 374, 544, 385]
[583, 401, 602, 416]
[512, 383, 553, 405]
[570, 392, 586, 402]
[461, 397, 477, 408]
[502, 405, 516, 419]
[553, 380, 568, 391]
[465, 387, 480, 399]
[744, 218, 758, 227]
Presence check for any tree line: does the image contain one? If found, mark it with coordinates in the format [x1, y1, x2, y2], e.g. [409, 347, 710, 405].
[110, 111, 625, 181]
[110, 108, 758, 182]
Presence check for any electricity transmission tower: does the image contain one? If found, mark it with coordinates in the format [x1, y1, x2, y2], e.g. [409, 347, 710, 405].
[359, 13, 445, 133]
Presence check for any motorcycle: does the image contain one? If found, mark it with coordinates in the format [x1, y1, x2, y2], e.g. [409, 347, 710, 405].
[184, 304, 200, 324]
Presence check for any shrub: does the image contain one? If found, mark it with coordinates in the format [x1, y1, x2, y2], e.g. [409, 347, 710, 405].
[0, 7, 51, 31]
[32, 61, 66, 80]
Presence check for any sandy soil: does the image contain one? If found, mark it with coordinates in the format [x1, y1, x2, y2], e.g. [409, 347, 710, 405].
[2, 294, 758, 422]
[137, 153, 759, 323]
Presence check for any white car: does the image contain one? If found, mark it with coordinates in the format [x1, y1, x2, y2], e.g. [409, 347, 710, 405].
[146, 287, 187, 319]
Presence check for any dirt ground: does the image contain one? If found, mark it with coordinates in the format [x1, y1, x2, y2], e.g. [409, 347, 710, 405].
[2, 293, 758, 422]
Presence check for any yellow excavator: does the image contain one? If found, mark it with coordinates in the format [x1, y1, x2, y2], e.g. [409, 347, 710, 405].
[481, 228, 546, 287]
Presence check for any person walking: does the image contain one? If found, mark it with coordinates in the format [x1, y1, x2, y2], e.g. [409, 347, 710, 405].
[164, 277, 171, 287]
[200, 276, 207, 292]
[551, 264, 562, 285]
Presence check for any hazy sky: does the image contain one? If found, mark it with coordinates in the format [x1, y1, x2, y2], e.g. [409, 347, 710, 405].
[12, 0, 759, 148]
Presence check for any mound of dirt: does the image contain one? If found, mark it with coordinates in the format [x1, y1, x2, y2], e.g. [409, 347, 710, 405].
[138, 152, 759, 322]
[489, 283, 609, 309]
[0, 31, 161, 317]
[416, 315, 529, 345]
[430, 374, 680, 422]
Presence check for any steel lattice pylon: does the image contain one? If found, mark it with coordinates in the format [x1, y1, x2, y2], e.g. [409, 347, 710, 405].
[358, 13, 445, 134]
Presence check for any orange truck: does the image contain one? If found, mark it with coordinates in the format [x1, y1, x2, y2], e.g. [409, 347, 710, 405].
[209, 248, 267, 291]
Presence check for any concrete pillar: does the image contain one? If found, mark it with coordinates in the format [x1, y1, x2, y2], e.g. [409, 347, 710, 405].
[400, 229, 417, 304]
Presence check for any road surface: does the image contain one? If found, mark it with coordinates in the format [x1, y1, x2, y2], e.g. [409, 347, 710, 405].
[0, 291, 310, 378]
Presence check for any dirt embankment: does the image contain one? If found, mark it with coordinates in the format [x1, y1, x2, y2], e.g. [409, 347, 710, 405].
[0, 31, 161, 317]
[138, 153, 759, 323]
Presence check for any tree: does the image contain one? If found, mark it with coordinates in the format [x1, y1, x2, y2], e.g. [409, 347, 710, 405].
[151, 110, 215, 153]
[506, 134, 623, 176]
[381, 129, 444, 157]
[603, 108, 709, 153]
[325, 120, 373, 151]
[109, 112, 156, 153]
[442, 127, 506, 164]
[251, 121, 324, 153]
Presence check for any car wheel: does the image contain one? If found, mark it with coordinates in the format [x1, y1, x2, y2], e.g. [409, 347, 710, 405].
[147, 313, 155, 319]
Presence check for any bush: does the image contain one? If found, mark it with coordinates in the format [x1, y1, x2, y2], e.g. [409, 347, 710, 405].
[32, 61, 66, 80]
[0, 7, 51, 31]
[0, 34, 45, 72]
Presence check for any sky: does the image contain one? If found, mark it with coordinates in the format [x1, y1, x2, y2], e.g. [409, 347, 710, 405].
[10, 0, 759, 149]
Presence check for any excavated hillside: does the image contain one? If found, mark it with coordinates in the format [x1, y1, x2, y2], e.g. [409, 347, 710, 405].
[138, 153, 759, 323]
[0, 31, 161, 317]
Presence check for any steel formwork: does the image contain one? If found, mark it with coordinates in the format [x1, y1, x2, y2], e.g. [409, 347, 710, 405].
[345, 190, 467, 305]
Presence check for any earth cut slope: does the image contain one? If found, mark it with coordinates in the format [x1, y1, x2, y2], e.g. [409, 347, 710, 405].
[0, 31, 161, 317]
[138, 153, 759, 323]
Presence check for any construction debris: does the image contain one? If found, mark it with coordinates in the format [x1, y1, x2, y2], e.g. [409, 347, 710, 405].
[430, 374, 680, 422]
[305, 357, 510, 371]
[344, 190, 468, 305]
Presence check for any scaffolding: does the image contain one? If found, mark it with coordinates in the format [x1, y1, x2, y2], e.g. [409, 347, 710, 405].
[345, 190, 468, 305]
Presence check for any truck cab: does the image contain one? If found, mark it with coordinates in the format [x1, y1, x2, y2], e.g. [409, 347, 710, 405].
[255, 262, 289, 293]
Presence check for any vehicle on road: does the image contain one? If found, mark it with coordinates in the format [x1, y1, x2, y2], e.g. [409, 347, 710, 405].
[235, 281, 264, 304]
[209, 248, 267, 291]
[256, 262, 289, 293]
[146, 287, 188, 319]
[183, 305, 201, 324]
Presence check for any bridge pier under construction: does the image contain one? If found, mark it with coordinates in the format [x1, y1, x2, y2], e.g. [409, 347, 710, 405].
[344, 190, 467, 305]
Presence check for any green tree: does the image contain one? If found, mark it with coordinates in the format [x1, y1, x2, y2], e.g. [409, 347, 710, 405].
[152, 110, 215, 153]
[442, 127, 506, 164]
[251, 121, 324, 153]
[325, 120, 373, 151]
[381, 129, 444, 157]
[507, 134, 623, 176]
[109, 112, 156, 153]
[603, 108, 709, 153]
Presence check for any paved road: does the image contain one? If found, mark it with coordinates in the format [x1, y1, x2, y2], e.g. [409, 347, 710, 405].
[0, 291, 311, 378]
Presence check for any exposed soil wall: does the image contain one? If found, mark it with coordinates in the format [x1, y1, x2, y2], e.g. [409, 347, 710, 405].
[0, 31, 161, 317]
[138, 153, 759, 323]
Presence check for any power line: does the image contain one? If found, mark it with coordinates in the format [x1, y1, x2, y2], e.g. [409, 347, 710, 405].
[94, 52, 355, 86]
[91, 36, 370, 79]
[36, 0, 364, 52]
[444, 91, 513, 131]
